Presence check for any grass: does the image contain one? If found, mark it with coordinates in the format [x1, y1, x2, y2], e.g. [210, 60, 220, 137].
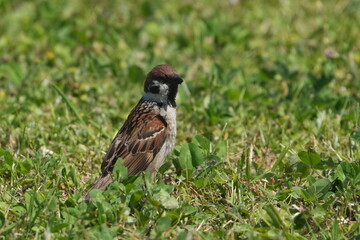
[0, 0, 360, 239]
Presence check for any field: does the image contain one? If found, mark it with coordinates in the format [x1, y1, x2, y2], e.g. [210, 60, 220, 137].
[0, 0, 360, 239]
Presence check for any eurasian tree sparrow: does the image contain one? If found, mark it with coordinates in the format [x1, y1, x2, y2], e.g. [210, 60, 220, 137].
[85, 64, 183, 200]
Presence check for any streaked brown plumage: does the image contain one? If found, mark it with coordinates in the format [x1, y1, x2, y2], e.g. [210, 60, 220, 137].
[85, 64, 183, 200]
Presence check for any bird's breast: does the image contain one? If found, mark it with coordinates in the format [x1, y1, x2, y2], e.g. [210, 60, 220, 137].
[161, 106, 177, 153]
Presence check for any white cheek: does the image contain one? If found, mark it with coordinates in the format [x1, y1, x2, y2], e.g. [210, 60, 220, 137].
[142, 82, 169, 104]
[159, 83, 169, 96]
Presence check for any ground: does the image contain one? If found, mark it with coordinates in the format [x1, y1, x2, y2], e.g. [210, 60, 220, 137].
[0, 0, 359, 239]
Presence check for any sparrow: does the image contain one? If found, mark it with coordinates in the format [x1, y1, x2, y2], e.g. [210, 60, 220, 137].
[85, 64, 183, 200]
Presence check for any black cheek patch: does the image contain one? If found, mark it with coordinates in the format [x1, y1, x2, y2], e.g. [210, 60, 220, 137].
[149, 85, 160, 94]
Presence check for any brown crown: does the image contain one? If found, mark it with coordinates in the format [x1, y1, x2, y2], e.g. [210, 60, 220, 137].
[144, 64, 179, 88]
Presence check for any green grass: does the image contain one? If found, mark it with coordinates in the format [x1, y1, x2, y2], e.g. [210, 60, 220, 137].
[1, 0, 360, 239]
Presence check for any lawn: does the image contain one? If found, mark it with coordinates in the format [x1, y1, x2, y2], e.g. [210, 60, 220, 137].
[0, 0, 359, 239]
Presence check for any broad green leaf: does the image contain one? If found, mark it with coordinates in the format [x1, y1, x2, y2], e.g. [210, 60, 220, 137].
[298, 150, 321, 167]
[192, 135, 211, 153]
[154, 189, 178, 210]
[166, 209, 180, 220]
[90, 193, 113, 223]
[316, 157, 338, 169]
[181, 206, 197, 216]
[147, 198, 161, 207]
[294, 161, 310, 178]
[176, 230, 188, 240]
[69, 166, 79, 186]
[19, 159, 32, 173]
[47, 197, 58, 212]
[51, 223, 69, 233]
[322, 191, 334, 200]
[129, 191, 143, 208]
[355, 173, 360, 185]
[188, 142, 205, 167]
[307, 178, 331, 198]
[91, 224, 118, 240]
[300, 189, 313, 201]
[174, 144, 193, 172]
[335, 164, 346, 182]
[307, 175, 316, 185]
[76, 202, 88, 215]
[310, 206, 327, 222]
[143, 171, 154, 193]
[158, 161, 172, 174]
[339, 162, 357, 179]
[156, 216, 172, 232]
[89, 190, 105, 203]
[11, 205, 27, 217]
[113, 158, 127, 182]
[0, 148, 14, 166]
[68, 207, 81, 217]
[215, 140, 227, 157]
[225, 88, 242, 101]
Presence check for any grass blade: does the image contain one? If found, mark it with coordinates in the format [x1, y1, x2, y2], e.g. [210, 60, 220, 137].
[52, 84, 94, 138]
[271, 146, 289, 171]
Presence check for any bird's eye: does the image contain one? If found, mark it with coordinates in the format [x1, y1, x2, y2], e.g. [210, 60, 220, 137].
[149, 85, 160, 94]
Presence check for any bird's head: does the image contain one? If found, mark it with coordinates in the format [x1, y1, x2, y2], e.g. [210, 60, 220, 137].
[143, 64, 183, 107]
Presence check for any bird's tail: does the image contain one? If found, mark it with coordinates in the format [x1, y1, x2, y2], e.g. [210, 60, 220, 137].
[84, 174, 113, 201]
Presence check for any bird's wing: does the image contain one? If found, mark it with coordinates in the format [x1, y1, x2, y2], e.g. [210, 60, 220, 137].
[101, 105, 167, 176]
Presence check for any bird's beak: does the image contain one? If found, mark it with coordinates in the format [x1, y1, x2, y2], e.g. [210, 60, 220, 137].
[174, 75, 183, 84]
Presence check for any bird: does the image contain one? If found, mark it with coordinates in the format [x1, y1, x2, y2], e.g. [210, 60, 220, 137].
[85, 64, 183, 200]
